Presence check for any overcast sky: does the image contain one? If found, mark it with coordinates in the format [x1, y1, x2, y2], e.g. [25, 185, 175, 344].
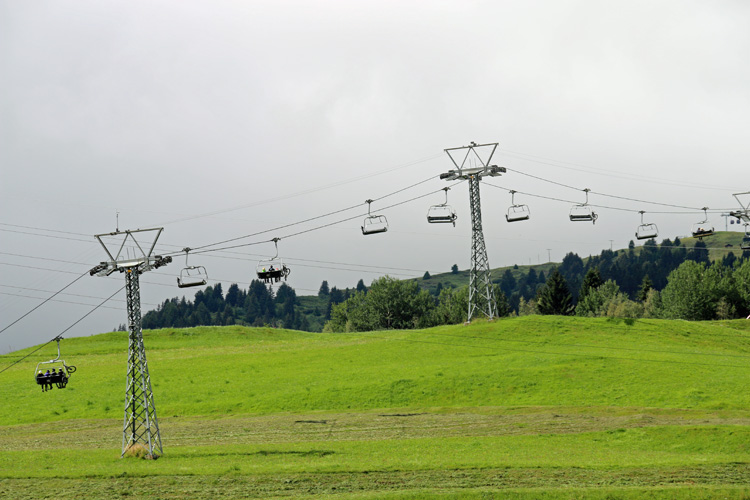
[1, 0, 749, 353]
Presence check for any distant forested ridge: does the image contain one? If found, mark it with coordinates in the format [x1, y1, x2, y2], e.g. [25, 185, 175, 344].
[140, 236, 750, 332]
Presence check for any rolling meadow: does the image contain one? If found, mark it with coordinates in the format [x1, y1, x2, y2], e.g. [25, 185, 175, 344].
[2, 316, 750, 499]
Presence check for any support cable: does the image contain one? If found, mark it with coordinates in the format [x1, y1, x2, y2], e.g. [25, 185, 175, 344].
[170, 174, 440, 255]
[0, 271, 89, 336]
[0, 285, 125, 375]
[498, 148, 737, 192]
[503, 167, 731, 212]
[153, 153, 444, 226]
[183, 181, 464, 257]
[483, 182, 717, 215]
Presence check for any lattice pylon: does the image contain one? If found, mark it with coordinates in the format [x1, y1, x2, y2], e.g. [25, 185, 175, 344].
[467, 175, 497, 322]
[122, 268, 162, 458]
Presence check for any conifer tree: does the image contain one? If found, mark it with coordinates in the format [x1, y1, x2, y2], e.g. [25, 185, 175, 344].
[637, 275, 653, 302]
[579, 267, 603, 300]
[537, 269, 574, 315]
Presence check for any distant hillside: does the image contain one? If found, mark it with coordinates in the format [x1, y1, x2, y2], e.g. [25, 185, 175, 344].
[138, 232, 749, 333]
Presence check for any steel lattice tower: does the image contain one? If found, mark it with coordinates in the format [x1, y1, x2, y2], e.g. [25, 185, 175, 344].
[467, 175, 497, 320]
[441, 142, 505, 322]
[90, 228, 171, 458]
[123, 268, 162, 457]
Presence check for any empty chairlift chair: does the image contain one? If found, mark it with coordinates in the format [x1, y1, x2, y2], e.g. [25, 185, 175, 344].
[635, 211, 659, 240]
[177, 248, 208, 288]
[506, 190, 530, 222]
[742, 224, 750, 251]
[256, 238, 291, 284]
[361, 199, 389, 235]
[427, 187, 457, 226]
[691, 207, 715, 239]
[569, 188, 598, 224]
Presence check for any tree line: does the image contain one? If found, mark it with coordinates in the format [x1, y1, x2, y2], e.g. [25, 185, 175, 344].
[139, 238, 750, 333]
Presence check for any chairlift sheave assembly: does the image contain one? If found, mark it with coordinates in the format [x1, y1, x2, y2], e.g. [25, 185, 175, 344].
[361, 199, 389, 235]
[569, 188, 598, 224]
[177, 248, 208, 288]
[691, 207, 714, 239]
[635, 211, 659, 240]
[427, 187, 457, 226]
[506, 190, 530, 223]
[34, 337, 76, 392]
[256, 237, 291, 284]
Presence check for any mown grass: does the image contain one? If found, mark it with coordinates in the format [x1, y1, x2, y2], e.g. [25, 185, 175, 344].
[1, 316, 750, 498]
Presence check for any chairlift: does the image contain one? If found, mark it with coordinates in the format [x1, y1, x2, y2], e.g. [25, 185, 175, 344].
[635, 211, 659, 240]
[506, 190, 530, 222]
[569, 188, 598, 224]
[256, 238, 290, 284]
[691, 207, 714, 239]
[34, 337, 76, 392]
[741, 224, 750, 251]
[177, 248, 208, 288]
[427, 187, 457, 226]
[361, 199, 389, 235]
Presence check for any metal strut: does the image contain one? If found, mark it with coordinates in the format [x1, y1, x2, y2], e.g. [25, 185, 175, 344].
[123, 268, 162, 458]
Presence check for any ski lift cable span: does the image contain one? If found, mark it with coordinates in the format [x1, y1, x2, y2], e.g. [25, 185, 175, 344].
[180, 174, 438, 255]
[484, 182, 721, 216]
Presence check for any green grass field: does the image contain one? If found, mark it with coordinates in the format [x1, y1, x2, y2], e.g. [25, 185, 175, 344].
[2, 316, 750, 499]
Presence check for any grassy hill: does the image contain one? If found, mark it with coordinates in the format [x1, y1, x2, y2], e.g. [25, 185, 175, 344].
[2, 317, 750, 498]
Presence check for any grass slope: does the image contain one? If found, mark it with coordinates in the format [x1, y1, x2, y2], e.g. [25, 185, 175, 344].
[2, 317, 750, 499]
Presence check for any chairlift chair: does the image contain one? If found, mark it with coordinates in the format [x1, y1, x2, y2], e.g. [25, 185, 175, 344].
[427, 187, 457, 226]
[361, 199, 389, 235]
[506, 190, 530, 222]
[256, 238, 291, 284]
[742, 224, 750, 251]
[569, 189, 598, 224]
[691, 207, 715, 239]
[635, 211, 659, 240]
[177, 248, 208, 288]
[34, 337, 76, 392]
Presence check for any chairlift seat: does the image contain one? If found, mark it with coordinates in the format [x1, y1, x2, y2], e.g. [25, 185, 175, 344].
[177, 266, 208, 288]
[34, 361, 74, 391]
[506, 205, 530, 223]
[636, 223, 659, 240]
[256, 261, 290, 283]
[569, 205, 598, 223]
[741, 236, 750, 251]
[427, 205, 457, 225]
[362, 215, 388, 235]
[691, 226, 714, 239]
